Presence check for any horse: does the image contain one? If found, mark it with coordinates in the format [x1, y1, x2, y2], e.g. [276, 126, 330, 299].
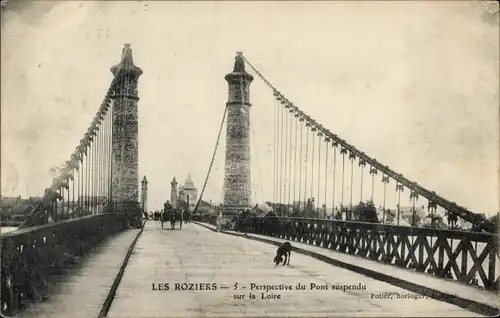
[163, 201, 174, 230]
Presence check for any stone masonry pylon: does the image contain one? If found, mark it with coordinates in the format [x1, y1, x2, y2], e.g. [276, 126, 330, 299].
[141, 176, 148, 213]
[222, 52, 254, 212]
[110, 44, 143, 226]
[170, 177, 178, 208]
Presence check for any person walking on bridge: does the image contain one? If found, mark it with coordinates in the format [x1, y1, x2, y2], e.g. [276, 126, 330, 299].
[170, 208, 177, 230]
[184, 208, 190, 224]
[178, 208, 183, 230]
[216, 211, 222, 232]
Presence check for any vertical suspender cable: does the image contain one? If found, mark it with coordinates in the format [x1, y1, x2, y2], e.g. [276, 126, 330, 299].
[317, 133, 321, 218]
[298, 120, 303, 212]
[324, 139, 329, 219]
[282, 107, 286, 210]
[341, 150, 345, 212]
[109, 105, 113, 203]
[91, 136, 94, 214]
[349, 155, 354, 218]
[303, 126, 309, 213]
[98, 125, 102, 213]
[310, 128, 315, 212]
[72, 167, 75, 218]
[284, 106, 289, 212]
[332, 144, 337, 217]
[273, 97, 277, 210]
[359, 162, 364, 203]
[293, 115, 298, 210]
[86, 150, 90, 214]
[287, 110, 293, 209]
[278, 100, 283, 208]
[371, 166, 375, 201]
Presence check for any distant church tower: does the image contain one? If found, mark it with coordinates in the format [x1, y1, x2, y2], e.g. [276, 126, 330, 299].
[222, 52, 253, 211]
[170, 177, 178, 208]
[178, 174, 198, 211]
[141, 176, 148, 213]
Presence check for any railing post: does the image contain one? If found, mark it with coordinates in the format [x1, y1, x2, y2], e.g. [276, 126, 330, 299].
[384, 229, 392, 264]
[436, 234, 445, 277]
[417, 234, 425, 272]
[487, 244, 498, 290]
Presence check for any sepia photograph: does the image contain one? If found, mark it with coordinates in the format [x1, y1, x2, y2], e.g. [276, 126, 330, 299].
[1, 0, 499, 317]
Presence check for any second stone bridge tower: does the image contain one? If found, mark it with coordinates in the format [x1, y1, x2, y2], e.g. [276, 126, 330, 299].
[222, 52, 254, 212]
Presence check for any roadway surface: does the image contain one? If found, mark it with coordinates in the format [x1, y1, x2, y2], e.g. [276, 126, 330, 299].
[107, 221, 480, 317]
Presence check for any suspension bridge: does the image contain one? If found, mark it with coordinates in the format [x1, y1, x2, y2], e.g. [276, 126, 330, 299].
[1, 44, 499, 318]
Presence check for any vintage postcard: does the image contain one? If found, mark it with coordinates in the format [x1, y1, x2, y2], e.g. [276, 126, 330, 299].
[1, 1, 499, 317]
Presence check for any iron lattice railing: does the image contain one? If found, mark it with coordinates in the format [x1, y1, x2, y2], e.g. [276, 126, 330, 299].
[239, 216, 499, 292]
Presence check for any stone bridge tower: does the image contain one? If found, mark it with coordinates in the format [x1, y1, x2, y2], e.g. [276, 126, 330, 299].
[170, 177, 178, 208]
[141, 176, 148, 213]
[110, 44, 143, 226]
[222, 52, 254, 212]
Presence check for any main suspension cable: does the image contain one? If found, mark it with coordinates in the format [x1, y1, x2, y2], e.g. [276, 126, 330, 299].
[243, 55, 495, 232]
[193, 106, 229, 214]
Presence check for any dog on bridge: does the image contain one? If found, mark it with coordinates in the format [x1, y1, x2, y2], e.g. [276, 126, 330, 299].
[273, 242, 292, 266]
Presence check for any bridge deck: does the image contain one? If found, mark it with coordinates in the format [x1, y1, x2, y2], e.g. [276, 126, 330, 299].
[207, 224, 500, 311]
[19, 228, 141, 318]
[107, 221, 480, 317]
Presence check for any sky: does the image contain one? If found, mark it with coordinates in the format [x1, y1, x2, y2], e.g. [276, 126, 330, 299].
[1, 1, 499, 215]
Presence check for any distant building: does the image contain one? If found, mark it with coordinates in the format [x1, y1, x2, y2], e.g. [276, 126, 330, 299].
[398, 206, 425, 223]
[77, 196, 107, 205]
[0, 196, 38, 215]
[376, 208, 395, 223]
[461, 221, 473, 230]
[0, 196, 21, 207]
[190, 199, 215, 215]
[178, 174, 198, 211]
